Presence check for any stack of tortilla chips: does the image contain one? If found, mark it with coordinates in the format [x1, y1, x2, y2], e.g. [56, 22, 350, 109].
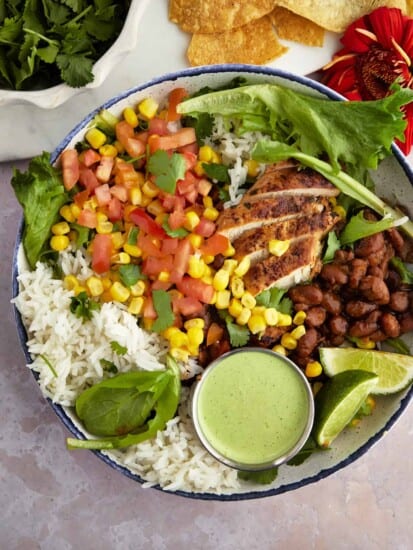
[169, 0, 408, 66]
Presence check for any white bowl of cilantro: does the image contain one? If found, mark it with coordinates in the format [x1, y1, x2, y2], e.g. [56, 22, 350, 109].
[0, 0, 148, 109]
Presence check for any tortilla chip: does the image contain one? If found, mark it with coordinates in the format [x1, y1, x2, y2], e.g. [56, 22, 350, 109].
[273, 0, 407, 32]
[270, 7, 325, 47]
[169, 0, 275, 34]
[187, 15, 288, 66]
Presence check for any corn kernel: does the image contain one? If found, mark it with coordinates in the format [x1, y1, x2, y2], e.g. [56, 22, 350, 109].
[99, 144, 118, 157]
[110, 281, 130, 303]
[291, 325, 306, 340]
[111, 232, 125, 249]
[163, 326, 181, 340]
[203, 207, 219, 221]
[50, 235, 70, 251]
[252, 306, 266, 316]
[128, 296, 144, 315]
[96, 220, 113, 234]
[194, 161, 205, 176]
[123, 106, 138, 128]
[123, 243, 142, 258]
[130, 280, 146, 296]
[187, 327, 204, 347]
[203, 254, 215, 265]
[184, 211, 200, 231]
[223, 243, 235, 257]
[59, 205, 75, 223]
[170, 347, 190, 363]
[269, 239, 290, 257]
[169, 330, 189, 349]
[138, 97, 159, 119]
[70, 203, 81, 219]
[264, 308, 279, 326]
[248, 314, 266, 334]
[114, 140, 125, 154]
[244, 159, 260, 178]
[234, 256, 250, 277]
[228, 298, 243, 318]
[184, 318, 205, 330]
[188, 255, 206, 279]
[202, 196, 213, 208]
[272, 344, 287, 356]
[142, 180, 159, 198]
[201, 275, 213, 285]
[355, 337, 376, 350]
[329, 196, 337, 207]
[241, 292, 256, 309]
[236, 308, 251, 326]
[333, 205, 346, 219]
[215, 290, 231, 309]
[213, 269, 230, 291]
[86, 276, 104, 297]
[85, 128, 107, 149]
[147, 199, 164, 217]
[112, 252, 130, 265]
[211, 150, 221, 163]
[221, 259, 236, 275]
[281, 333, 297, 350]
[158, 271, 170, 282]
[305, 361, 323, 378]
[73, 285, 87, 296]
[198, 145, 214, 162]
[129, 186, 143, 206]
[230, 276, 244, 299]
[64, 274, 79, 291]
[52, 221, 70, 235]
[101, 277, 112, 290]
[293, 310, 307, 325]
[277, 313, 293, 327]
[188, 233, 203, 249]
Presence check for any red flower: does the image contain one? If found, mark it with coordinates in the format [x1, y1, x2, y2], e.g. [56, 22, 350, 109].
[322, 7, 413, 154]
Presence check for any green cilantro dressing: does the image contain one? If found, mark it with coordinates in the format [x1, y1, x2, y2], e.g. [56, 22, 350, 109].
[195, 350, 312, 467]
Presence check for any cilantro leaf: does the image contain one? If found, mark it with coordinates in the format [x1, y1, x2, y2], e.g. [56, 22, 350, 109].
[162, 219, 189, 238]
[110, 341, 127, 356]
[225, 319, 250, 347]
[70, 291, 100, 321]
[147, 150, 186, 194]
[100, 358, 118, 374]
[56, 53, 93, 88]
[151, 290, 175, 333]
[202, 162, 230, 183]
[119, 264, 146, 288]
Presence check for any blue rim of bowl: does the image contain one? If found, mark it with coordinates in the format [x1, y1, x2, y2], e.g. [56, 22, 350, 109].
[11, 63, 413, 501]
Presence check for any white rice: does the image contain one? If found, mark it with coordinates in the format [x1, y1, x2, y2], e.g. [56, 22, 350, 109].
[13, 248, 240, 493]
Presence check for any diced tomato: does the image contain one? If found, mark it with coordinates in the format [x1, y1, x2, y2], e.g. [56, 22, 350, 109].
[182, 151, 197, 170]
[130, 208, 166, 238]
[161, 237, 179, 255]
[177, 177, 196, 196]
[143, 255, 174, 277]
[94, 184, 111, 206]
[148, 127, 196, 152]
[161, 193, 186, 213]
[183, 187, 198, 204]
[79, 165, 100, 192]
[61, 149, 79, 190]
[135, 130, 149, 144]
[95, 156, 114, 183]
[200, 233, 230, 256]
[110, 185, 128, 202]
[167, 207, 186, 229]
[176, 276, 215, 304]
[116, 120, 134, 144]
[80, 148, 101, 167]
[73, 189, 90, 208]
[138, 233, 164, 258]
[107, 196, 123, 222]
[148, 117, 169, 136]
[125, 137, 146, 158]
[194, 217, 216, 237]
[173, 238, 192, 277]
[92, 234, 112, 274]
[151, 280, 173, 291]
[173, 296, 204, 316]
[196, 178, 213, 196]
[77, 209, 97, 228]
[178, 142, 199, 156]
[143, 295, 157, 319]
[167, 87, 188, 122]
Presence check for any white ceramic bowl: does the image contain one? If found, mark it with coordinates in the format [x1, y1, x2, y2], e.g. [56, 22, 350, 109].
[12, 65, 413, 500]
[0, 0, 149, 109]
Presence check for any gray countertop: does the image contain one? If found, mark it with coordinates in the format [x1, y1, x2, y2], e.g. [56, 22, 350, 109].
[1, 158, 413, 549]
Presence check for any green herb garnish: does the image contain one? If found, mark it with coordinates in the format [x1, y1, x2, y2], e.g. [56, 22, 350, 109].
[147, 149, 186, 194]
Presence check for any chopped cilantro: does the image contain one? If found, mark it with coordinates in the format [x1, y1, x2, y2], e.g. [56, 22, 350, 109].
[100, 359, 118, 374]
[127, 227, 139, 245]
[226, 319, 250, 347]
[110, 341, 127, 356]
[202, 162, 230, 183]
[119, 264, 146, 287]
[70, 292, 100, 321]
[151, 290, 175, 333]
[147, 150, 186, 194]
[255, 288, 292, 314]
[71, 223, 90, 248]
[162, 219, 189, 238]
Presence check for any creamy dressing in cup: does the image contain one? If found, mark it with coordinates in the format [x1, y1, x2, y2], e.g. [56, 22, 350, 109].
[192, 347, 314, 471]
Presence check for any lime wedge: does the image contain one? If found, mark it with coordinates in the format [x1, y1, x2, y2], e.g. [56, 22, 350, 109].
[313, 370, 379, 447]
[319, 347, 413, 395]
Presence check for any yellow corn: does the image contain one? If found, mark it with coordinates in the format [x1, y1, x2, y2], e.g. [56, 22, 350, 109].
[184, 211, 200, 231]
[147, 199, 164, 217]
[101, 277, 112, 290]
[293, 310, 307, 325]
[272, 344, 287, 356]
[111, 252, 130, 265]
[110, 281, 130, 303]
[114, 140, 125, 154]
[59, 205, 75, 223]
[248, 314, 266, 335]
[138, 97, 159, 119]
[264, 308, 279, 326]
[355, 337, 376, 350]
[234, 256, 250, 277]
[99, 144, 118, 157]
[142, 179, 159, 198]
[86, 276, 104, 297]
[222, 259, 237, 275]
[329, 196, 337, 207]
[163, 326, 181, 340]
[333, 205, 346, 219]
[169, 330, 189, 349]
[252, 306, 266, 316]
[203, 254, 215, 265]
[223, 243, 235, 257]
[128, 296, 144, 315]
[73, 285, 87, 296]
[203, 196, 213, 208]
[244, 159, 260, 178]
[169, 347, 189, 363]
[215, 290, 231, 309]
[269, 239, 290, 257]
[277, 313, 293, 327]
[291, 325, 306, 340]
[241, 292, 256, 310]
[50, 235, 70, 251]
[96, 220, 114, 234]
[187, 327, 204, 348]
[198, 145, 214, 162]
[130, 280, 146, 296]
[230, 277, 244, 299]
[210, 150, 221, 163]
[281, 333, 297, 350]
[64, 274, 79, 291]
[123, 106, 138, 128]
[236, 308, 251, 326]
[184, 318, 205, 330]
[203, 206, 219, 221]
[194, 161, 205, 176]
[202, 274, 213, 285]
[188, 255, 206, 279]
[305, 361, 323, 378]
[70, 203, 81, 219]
[52, 221, 70, 235]
[123, 243, 141, 258]
[228, 298, 243, 318]
[213, 269, 230, 291]
[188, 233, 203, 249]
[158, 271, 170, 282]
[111, 232, 125, 249]
[129, 186, 143, 206]
[85, 128, 107, 149]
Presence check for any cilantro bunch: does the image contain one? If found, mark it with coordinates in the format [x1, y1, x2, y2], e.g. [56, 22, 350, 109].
[0, 0, 131, 91]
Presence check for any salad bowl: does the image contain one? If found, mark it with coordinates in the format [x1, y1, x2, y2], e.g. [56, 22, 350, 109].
[12, 64, 413, 500]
